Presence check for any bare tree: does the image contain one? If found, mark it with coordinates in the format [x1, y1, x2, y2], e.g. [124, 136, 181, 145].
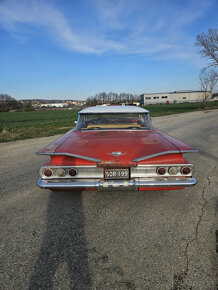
[86, 92, 140, 106]
[199, 69, 218, 106]
[195, 29, 218, 71]
[86, 97, 98, 106]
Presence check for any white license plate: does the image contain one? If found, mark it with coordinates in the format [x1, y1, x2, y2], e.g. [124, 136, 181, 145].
[105, 169, 129, 179]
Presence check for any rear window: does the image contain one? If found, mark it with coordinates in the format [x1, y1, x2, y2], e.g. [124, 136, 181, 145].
[77, 113, 151, 130]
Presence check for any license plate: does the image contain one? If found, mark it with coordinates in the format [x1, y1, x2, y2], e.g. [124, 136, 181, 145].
[105, 169, 129, 179]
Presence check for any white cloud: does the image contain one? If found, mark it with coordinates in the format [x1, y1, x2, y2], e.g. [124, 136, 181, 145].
[0, 0, 215, 59]
[0, 0, 122, 53]
[0, 0, 101, 53]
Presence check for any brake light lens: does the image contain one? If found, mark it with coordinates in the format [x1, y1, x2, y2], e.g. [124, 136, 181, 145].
[69, 168, 78, 176]
[157, 167, 166, 175]
[43, 169, 53, 177]
[181, 167, 191, 175]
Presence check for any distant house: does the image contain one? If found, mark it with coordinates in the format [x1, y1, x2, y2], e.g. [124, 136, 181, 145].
[65, 100, 86, 106]
[212, 92, 218, 100]
[140, 90, 212, 105]
[40, 103, 68, 108]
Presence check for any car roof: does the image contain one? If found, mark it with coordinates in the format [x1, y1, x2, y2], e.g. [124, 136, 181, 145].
[79, 105, 149, 114]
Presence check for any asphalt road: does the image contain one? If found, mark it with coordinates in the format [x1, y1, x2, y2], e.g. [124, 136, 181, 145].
[0, 110, 217, 290]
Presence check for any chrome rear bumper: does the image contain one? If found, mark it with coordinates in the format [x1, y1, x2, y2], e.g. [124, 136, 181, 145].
[37, 177, 197, 190]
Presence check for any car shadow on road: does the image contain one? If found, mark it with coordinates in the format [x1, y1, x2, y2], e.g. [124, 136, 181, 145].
[29, 191, 91, 289]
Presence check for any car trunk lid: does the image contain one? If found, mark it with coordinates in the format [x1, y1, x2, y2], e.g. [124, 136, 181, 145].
[54, 130, 180, 167]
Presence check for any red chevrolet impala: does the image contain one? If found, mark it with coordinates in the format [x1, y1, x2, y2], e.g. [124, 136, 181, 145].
[37, 105, 197, 191]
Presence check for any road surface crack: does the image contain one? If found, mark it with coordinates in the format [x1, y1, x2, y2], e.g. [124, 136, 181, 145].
[173, 166, 216, 289]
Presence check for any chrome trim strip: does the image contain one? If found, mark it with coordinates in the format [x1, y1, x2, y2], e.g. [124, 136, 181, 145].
[41, 165, 98, 168]
[79, 107, 149, 114]
[37, 178, 99, 188]
[37, 177, 197, 189]
[181, 150, 198, 153]
[136, 163, 193, 167]
[132, 150, 180, 162]
[77, 129, 152, 132]
[132, 150, 198, 162]
[36, 152, 101, 163]
[136, 178, 197, 187]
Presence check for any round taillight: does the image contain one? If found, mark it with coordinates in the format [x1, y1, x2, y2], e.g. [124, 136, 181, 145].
[168, 166, 178, 175]
[181, 167, 191, 175]
[44, 169, 53, 177]
[157, 167, 166, 175]
[56, 168, 66, 177]
[69, 168, 78, 176]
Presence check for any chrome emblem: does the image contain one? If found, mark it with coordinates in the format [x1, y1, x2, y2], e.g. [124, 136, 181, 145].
[107, 151, 126, 157]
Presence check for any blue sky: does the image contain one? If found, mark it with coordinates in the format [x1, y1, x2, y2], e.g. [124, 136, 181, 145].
[0, 0, 217, 100]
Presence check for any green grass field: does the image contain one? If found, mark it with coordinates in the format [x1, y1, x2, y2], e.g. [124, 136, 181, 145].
[0, 102, 218, 142]
[144, 101, 218, 117]
[0, 109, 79, 142]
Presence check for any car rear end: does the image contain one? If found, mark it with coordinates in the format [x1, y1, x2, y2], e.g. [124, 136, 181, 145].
[37, 153, 196, 191]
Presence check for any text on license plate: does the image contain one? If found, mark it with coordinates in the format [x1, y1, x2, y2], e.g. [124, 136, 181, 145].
[105, 169, 129, 179]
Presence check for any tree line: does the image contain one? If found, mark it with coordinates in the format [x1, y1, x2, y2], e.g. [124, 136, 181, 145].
[0, 98, 35, 112]
[86, 92, 140, 106]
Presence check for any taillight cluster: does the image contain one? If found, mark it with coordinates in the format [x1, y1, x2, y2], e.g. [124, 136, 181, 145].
[42, 168, 78, 177]
[157, 166, 191, 176]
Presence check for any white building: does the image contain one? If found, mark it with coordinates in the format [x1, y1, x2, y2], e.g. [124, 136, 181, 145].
[40, 103, 68, 108]
[140, 90, 212, 105]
